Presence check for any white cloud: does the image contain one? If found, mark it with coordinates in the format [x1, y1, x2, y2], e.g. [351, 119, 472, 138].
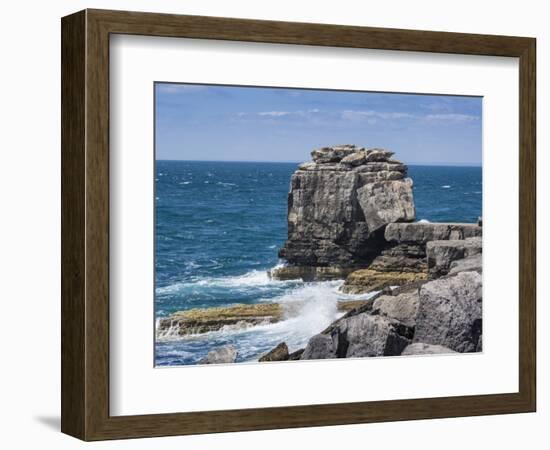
[257, 111, 292, 117]
[341, 110, 414, 121]
[424, 113, 480, 122]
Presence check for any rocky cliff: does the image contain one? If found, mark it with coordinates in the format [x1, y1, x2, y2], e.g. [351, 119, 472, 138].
[272, 144, 415, 280]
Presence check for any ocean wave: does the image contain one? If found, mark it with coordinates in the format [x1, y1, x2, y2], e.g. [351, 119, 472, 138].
[155, 268, 294, 295]
[441, 185, 451, 189]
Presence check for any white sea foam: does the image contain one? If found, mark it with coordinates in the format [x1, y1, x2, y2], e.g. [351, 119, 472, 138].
[417, 219, 431, 223]
[442, 185, 451, 188]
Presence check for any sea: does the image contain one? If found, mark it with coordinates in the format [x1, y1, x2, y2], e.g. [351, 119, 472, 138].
[154, 161, 482, 366]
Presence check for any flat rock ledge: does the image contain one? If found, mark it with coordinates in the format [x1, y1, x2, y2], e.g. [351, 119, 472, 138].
[340, 269, 427, 295]
[157, 300, 370, 337]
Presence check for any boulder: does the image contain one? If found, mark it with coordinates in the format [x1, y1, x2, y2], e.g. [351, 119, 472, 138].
[259, 342, 289, 362]
[300, 334, 337, 359]
[198, 345, 237, 364]
[401, 343, 456, 355]
[356, 178, 415, 232]
[340, 269, 427, 294]
[301, 313, 412, 359]
[339, 314, 412, 357]
[448, 253, 483, 275]
[414, 271, 482, 352]
[371, 290, 420, 328]
[427, 237, 482, 278]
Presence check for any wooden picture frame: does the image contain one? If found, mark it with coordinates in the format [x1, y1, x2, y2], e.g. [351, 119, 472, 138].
[61, 9, 536, 441]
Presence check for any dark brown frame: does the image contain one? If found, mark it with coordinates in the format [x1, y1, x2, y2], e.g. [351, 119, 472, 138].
[61, 9, 536, 441]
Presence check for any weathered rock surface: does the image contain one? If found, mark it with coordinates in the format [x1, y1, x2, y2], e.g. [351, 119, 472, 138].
[368, 222, 482, 274]
[198, 345, 237, 364]
[449, 253, 482, 275]
[414, 271, 482, 352]
[157, 303, 284, 337]
[385, 222, 482, 243]
[357, 178, 415, 232]
[269, 265, 354, 282]
[371, 291, 420, 328]
[157, 300, 366, 337]
[301, 313, 412, 359]
[340, 269, 427, 294]
[401, 343, 456, 356]
[275, 145, 415, 279]
[259, 342, 289, 362]
[427, 237, 482, 278]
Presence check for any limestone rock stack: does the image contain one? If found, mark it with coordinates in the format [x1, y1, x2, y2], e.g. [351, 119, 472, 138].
[272, 144, 415, 280]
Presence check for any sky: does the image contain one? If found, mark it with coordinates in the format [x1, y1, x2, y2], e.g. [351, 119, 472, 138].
[155, 83, 482, 166]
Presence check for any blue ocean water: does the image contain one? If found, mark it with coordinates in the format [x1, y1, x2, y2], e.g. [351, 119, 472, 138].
[155, 161, 482, 366]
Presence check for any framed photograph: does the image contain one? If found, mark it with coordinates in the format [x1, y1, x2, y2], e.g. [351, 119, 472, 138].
[61, 9, 536, 441]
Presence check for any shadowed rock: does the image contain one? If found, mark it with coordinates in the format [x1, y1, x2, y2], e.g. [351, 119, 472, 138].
[259, 342, 289, 362]
[427, 237, 482, 278]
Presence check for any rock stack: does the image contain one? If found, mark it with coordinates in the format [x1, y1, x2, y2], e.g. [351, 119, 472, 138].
[271, 144, 416, 281]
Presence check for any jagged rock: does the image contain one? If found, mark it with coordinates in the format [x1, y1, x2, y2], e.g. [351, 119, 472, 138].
[157, 303, 284, 337]
[449, 253, 482, 275]
[340, 269, 427, 294]
[364, 149, 395, 162]
[427, 237, 482, 278]
[401, 343, 456, 355]
[414, 271, 482, 352]
[259, 342, 289, 362]
[311, 144, 363, 163]
[301, 334, 337, 359]
[301, 313, 412, 359]
[341, 150, 367, 166]
[371, 290, 420, 328]
[198, 346, 237, 364]
[357, 178, 415, 232]
[385, 222, 482, 243]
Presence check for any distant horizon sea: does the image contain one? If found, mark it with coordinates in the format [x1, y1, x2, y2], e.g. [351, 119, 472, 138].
[155, 160, 482, 366]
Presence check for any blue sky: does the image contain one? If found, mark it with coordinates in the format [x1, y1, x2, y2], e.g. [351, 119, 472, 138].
[155, 83, 482, 165]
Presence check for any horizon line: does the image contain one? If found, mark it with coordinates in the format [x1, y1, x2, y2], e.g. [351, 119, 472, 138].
[155, 158, 482, 167]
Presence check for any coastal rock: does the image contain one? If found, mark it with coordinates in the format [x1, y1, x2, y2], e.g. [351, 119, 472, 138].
[311, 144, 363, 163]
[259, 342, 289, 362]
[426, 237, 482, 278]
[300, 334, 337, 359]
[368, 222, 483, 274]
[198, 345, 237, 364]
[269, 265, 354, 282]
[340, 269, 427, 294]
[414, 271, 482, 352]
[401, 343, 456, 356]
[449, 253, 483, 275]
[301, 313, 412, 359]
[385, 222, 482, 243]
[288, 348, 305, 360]
[275, 145, 415, 279]
[356, 178, 415, 232]
[337, 314, 412, 358]
[157, 303, 284, 337]
[371, 290, 420, 328]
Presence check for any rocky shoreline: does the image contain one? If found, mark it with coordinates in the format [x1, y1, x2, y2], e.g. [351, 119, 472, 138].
[157, 144, 482, 364]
